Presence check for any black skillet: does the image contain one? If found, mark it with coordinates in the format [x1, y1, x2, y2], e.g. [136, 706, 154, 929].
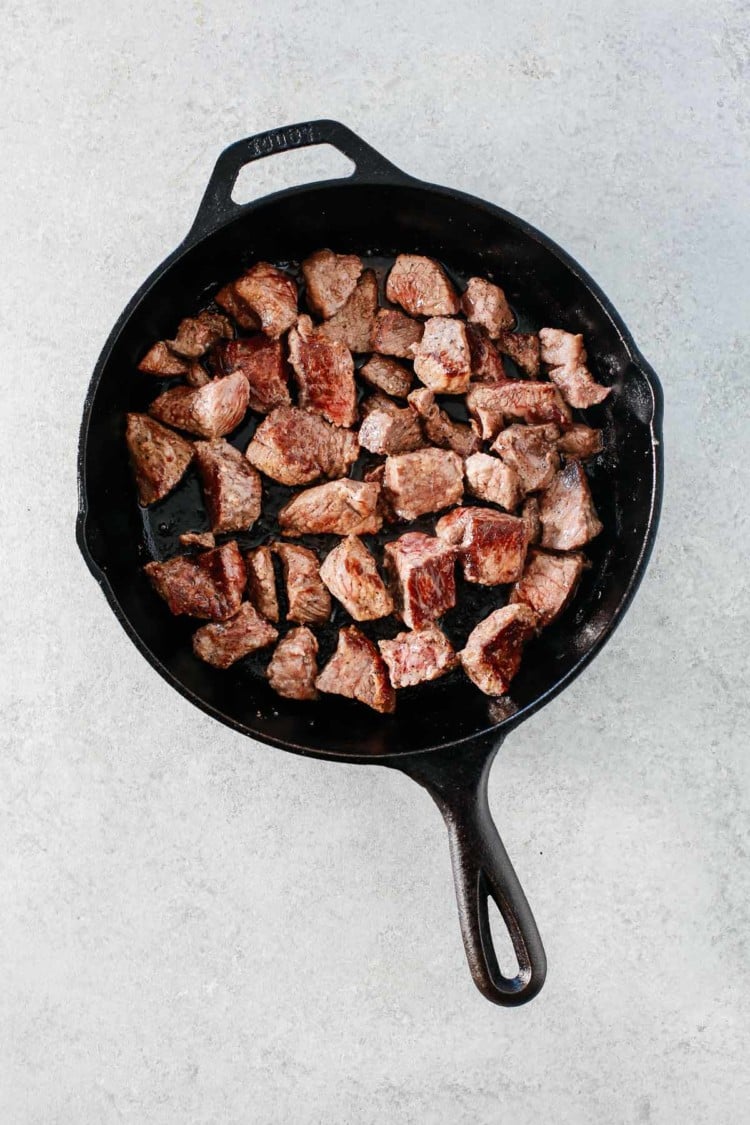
[76, 121, 663, 1006]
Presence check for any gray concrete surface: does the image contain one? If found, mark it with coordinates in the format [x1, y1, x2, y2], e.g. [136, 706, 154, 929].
[1, 1, 748, 1121]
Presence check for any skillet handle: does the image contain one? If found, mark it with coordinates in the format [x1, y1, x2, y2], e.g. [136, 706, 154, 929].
[398, 740, 547, 1006]
[188, 119, 410, 241]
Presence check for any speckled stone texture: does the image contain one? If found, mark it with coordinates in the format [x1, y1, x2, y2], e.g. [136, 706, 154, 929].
[1, 1, 748, 1122]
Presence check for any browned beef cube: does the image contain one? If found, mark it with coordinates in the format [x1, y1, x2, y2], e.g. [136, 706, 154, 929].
[179, 531, 216, 550]
[378, 625, 458, 688]
[144, 541, 246, 621]
[466, 381, 571, 439]
[510, 549, 585, 626]
[539, 327, 587, 369]
[320, 536, 394, 621]
[149, 372, 249, 438]
[521, 495, 542, 545]
[279, 480, 383, 537]
[185, 362, 211, 388]
[460, 604, 538, 696]
[245, 406, 359, 486]
[383, 448, 464, 521]
[274, 543, 331, 625]
[232, 262, 298, 339]
[126, 413, 194, 506]
[467, 325, 507, 382]
[245, 545, 279, 622]
[315, 626, 396, 713]
[548, 363, 612, 409]
[192, 602, 278, 668]
[317, 270, 378, 353]
[539, 461, 603, 550]
[495, 330, 541, 378]
[288, 315, 357, 428]
[194, 439, 262, 533]
[371, 308, 424, 358]
[464, 452, 522, 511]
[436, 507, 527, 585]
[267, 627, 319, 700]
[461, 278, 514, 336]
[384, 532, 456, 628]
[137, 341, 190, 377]
[168, 311, 233, 358]
[359, 395, 424, 455]
[358, 355, 414, 399]
[557, 424, 603, 460]
[363, 464, 398, 525]
[491, 423, 561, 492]
[386, 254, 459, 317]
[219, 337, 291, 414]
[214, 282, 261, 331]
[302, 249, 363, 318]
[407, 388, 481, 456]
[412, 317, 472, 394]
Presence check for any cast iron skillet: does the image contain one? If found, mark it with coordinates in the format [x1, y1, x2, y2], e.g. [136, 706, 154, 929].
[76, 121, 663, 1006]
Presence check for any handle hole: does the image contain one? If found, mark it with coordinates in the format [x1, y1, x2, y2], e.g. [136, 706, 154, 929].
[231, 145, 355, 205]
[486, 891, 522, 982]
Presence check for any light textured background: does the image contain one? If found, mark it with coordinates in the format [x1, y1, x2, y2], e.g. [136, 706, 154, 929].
[1, 1, 748, 1122]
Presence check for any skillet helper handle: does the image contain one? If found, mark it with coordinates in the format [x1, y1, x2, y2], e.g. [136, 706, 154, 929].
[399, 741, 546, 1006]
[189, 119, 409, 240]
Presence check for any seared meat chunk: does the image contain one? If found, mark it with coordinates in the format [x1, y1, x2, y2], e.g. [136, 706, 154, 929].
[245, 406, 358, 486]
[467, 325, 506, 383]
[279, 480, 383, 537]
[267, 627, 319, 700]
[137, 341, 189, 377]
[386, 254, 459, 318]
[316, 626, 396, 713]
[185, 362, 211, 388]
[539, 461, 603, 550]
[192, 602, 278, 669]
[557, 424, 603, 460]
[466, 381, 571, 439]
[317, 270, 378, 353]
[215, 282, 261, 331]
[407, 388, 481, 456]
[495, 330, 541, 378]
[539, 327, 587, 369]
[302, 249, 363, 318]
[378, 625, 457, 689]
[510, 549, 585, 626]
[179, 531, 215, 550]
[245, 545, 279, 622]
[461, 278, 514, 336]
[320, 536, 394, 621]
[194, 439, 262, 533]
[460, 604, 538, 696]
[219, 337, 290, 414]
[371, 308, 424, 358]
[289, 315, 357, 428]
[464, 452, 522, 511]
[383, 448, 463, 521]
[232, 262, 298, 339]
[548, 363, 611, 409]
[412, 317, 472, 394]
[274, 543, 331, 625]
[384, 532, 456, 628]
[126, 413, 193, 506]
[363, 463, 398, 525]
[144, 540, 246, 621]
[149, 371, 249, 438]
[359, 395, 424, 455]
[359, 355, 413, 399]
[168, 311, 233, 358]
[492, 423, 561, 493]
[436, 507, 527, 585]
[521, 495, 542, 545]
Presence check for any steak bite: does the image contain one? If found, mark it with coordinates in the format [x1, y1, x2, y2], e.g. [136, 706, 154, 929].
[179, 531, 216, 550]
[539, 327, 587, 369]
[464, 452, 522, 512]
[386, 254, 460, 318]
[144, 540, 246, 621]
[539, 461, 603, 550]
[521, 495, 542, 545]
[407, 388, 481, 457]
[288, 315, 357, 428]
[219, 337, 290, 414]
[467, 325, 507, 383]
[245, 406, 358, 486]
[319, 536, 394, 621]
[214, 281, 261, 331]
[194, 439, 262, 534]
[466, 380, 571, 439]
[557, 424, 604, 460]
[245, 545, 279, 622]
[267, 627, 319, 700]
[149, 371, 249, 439]
[302, 249, 363, 318]
[384, 532, 456, 628]
[378, 625, 458, 689]
[491, 423, 561, 493]
[358, 355, 414, 399]
[232, 262, 298, 339]
[317, 269, 378, 353]
[316, 626, 396, 713]
[436, 507, 528, 586]
[137, 341, 189, 377]
[371, 308, 424, 358]
[510, 549, 585, 626]
[460, 604, 538, 696]
[125, 413, 194, 506]
[279, 480, 383, 537]
[548, 363, 612, 409]
[461, 277, 514, 336]
[359, 395, 424, 455]
[495, 330, 541, 378]
[383, 448, 464, 521]
[167, 311, 233, 358]
[192, 602, 278, 669]
[274, 543, 331, 625]
[185, 361, 211, 388]
[412, 317, 472, 394]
